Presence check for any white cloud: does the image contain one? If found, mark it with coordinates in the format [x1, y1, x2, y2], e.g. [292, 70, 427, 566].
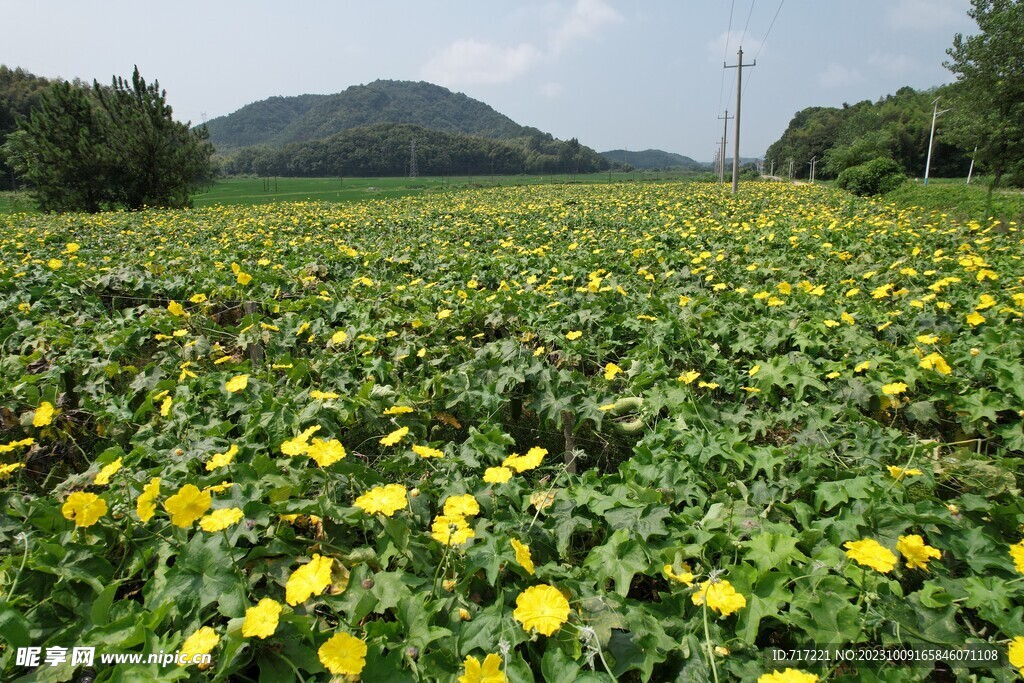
[421, 40, 542, 86]
[818, 63, 864, 88]
[868, 52, 920, 76]
[707, 30, 763, 64]
[550, 0, 622, 56]
[885, 0, 969, 31]
[420, 0, 620, 87]
[541, 82, 564, 98]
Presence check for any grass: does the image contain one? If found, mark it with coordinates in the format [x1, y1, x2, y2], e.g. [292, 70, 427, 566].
[0, 171, 701, 213]
[882, 176, 1024, 226]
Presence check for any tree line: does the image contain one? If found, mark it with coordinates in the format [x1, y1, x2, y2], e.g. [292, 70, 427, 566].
[219, 123, 612, 177]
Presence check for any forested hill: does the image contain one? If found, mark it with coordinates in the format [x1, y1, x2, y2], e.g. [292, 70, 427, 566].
[0, 66, 53, 189]
[599, 149, 705, 171]
[220, 123, 612, 177]
[765, 85, 972, 180]
[205, 80, 533, 149]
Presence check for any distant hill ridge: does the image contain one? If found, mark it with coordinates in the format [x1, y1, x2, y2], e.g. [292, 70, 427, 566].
[205, 80, 536, 150]
[600, 149, 705, 171]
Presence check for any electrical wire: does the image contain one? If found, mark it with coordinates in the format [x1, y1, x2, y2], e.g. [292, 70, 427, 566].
[716, 0, 737, 116]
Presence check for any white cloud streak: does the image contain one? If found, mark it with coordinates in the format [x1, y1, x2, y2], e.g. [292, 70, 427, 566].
[818, 63, 864, 88]
[421, 0, 620, 87]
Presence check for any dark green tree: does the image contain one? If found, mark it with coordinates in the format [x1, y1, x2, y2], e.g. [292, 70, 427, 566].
[944, 0, 1024, 191]
[2, 79, 114, 212]
[1, 66, 213, 212]
[93, 67, 214, 209]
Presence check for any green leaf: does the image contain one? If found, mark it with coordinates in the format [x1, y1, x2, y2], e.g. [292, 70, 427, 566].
[583, 529, 651, 597]
[741, 533, 808, 574]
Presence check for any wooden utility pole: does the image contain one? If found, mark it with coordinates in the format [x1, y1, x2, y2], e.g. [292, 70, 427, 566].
[725, 46, 756, 194]
[718, 109, 733, 184]
[923, 96, 951, 187]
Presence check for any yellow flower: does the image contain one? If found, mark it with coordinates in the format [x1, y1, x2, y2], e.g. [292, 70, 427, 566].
[841, 312, 856, 325]
[354, 483, 408, 517]
[309, 390, 340, 400]
[159, 396, 173, 417]
[318, 632, 367, 676]
[966, 311, 985, 326]
[565, 330, 583, 340]
[242, 598, 282, 639]
[204, 481, 234, 494]
[412, 444, 444, 458]
[459, 653, 506, 683]
[881, 382, 908, 396]
[136, 478, 160, 522]
[380, 426, 409, 446]
[916, 334, 939, 344]
[919, 352, 952, 375]
[1009, 636, 1024, 676]
[33, 401, 56, 427]
[167, 300, 186, 317]
[330, 329, 348, 344]
[285, 554, 334, 605]
[180, 626, 218, 664]
[692, 579, 746, 616]
[431, 514, 475, 545]
[0, 462, 25, 479]
[65, 242, 80, 254]
[93, 457, 123, 486]
[854, 361, 871, 373]
[0, 437, 35, 454]
[823, 319, 840, 328]
[280, 425, 321, 456]
[887, 465, 923, 480]
[678, 370, 701, 384]
[384, 405, 414, 415]
[511, 538, 535, 575]
[436, 308, 453, 320]
[1010, 541, 1024, 575]
[236, 271, 252, 285]
[757, 669, 819, 683]
[513, 584, 571, 635]
[530, 490, 556, 510]
[189, 293, 207, 303]
[483, 466, 513, 483]
[443, 494, 480, 518]
[306, 438, 346, 467]
[662, 562, 694, 586]
[206, 444, 238, 471]
[604, 362, 623, 380]
[844, 539, 897, 572]
[503, 446, 546, 473]
[61, 491, 107, 528]
[896, 535, 941, 571]
[199, 507, 244, 532]
[225, 374, 249, 393]
[749, 364, 761, 377]
[47, 258, 63, 270]
[164, 484, 212, 527]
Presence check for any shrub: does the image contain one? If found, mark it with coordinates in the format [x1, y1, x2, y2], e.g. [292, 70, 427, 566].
[836, 157, 906, 196]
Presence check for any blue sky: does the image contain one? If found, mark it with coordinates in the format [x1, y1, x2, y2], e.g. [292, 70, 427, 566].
[2, 0, 977, 160]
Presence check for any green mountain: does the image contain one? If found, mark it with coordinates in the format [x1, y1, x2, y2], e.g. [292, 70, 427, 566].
[765, 86, 971, 180]
[221, 123, 611, 177]
[205, 80, 534, 149]
[0, 65, 54, 189]
[600, 149, 705, 171]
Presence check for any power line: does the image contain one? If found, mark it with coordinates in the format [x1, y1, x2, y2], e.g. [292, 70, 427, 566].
[742, 0, 786, 97]
[740, 0, 757, 49]
[717, 0, 737, 115]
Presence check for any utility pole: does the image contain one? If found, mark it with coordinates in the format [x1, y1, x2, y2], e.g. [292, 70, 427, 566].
[808, 156, 817, 183]
[409, 140, 418, 178]
[770, 159, 775, 177]
[788, 158, 794, 180]
[966, 145, 978, 185]
[717, 109, 733, 184]
[725, 46, 756, 194]
[923, 96, 950, 187]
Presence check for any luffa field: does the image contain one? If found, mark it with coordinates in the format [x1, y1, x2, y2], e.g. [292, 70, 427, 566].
[1, 181, 1022, 682]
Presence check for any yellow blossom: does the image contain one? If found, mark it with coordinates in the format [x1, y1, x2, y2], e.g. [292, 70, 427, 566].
[604, 362, 623, 380]
[1010, 541, 1024, 575]
[285, 554, 334, 605]
[167, 300, 186, 317]
[225, 374, 249, 393]
[383, 405, 414, 415]
[180, 626, 219, 663]
[136, 478, 160, 522]
[966, 311, 985, 326]
[896, 535, 941, 571]
[513, 584, 571, 635]
[919, 352, 951, 375]
[844, 538, 897, 572]
[206, 444, 238, 471]
[318, 632, 367, 676]
[380, 426, 409, 446]
[93, 457, 123, 486]
[503, 446, 546, 472]
[62, 491, 107, 528]
[663, 562, 694, 586]
[511, 538, 535, 575]
[164, 484, 212, 527]
[33, 401, 56, 427]
[692, 578, 746, 616]
[881, 382, 908, 396]
[242, 598, 282, 639]
[431, 514, 475, 545]
[354, 483, 408, 517]
[887, 465, 923, 480]
[678, 370, 700, 384]
[565, 330, 583, 340]
[309, 390, 340, 400]
[412, 444, 444, 458]
[306, 438, 346, 467]
[757, 669, 819, 683]
[459, 653, 506, 683]
[443, 493, 480, 518]
[199, 507, 244, 532]
[483, 466, 513, 483]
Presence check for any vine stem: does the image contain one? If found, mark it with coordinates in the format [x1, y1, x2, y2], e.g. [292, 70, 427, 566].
[700, 587, 720, 683]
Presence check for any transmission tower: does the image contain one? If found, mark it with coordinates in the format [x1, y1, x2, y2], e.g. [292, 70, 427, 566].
[409, 140, 418, 178]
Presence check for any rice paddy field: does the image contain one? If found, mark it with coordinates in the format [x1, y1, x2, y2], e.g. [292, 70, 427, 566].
[1, 181, 1022, 682]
